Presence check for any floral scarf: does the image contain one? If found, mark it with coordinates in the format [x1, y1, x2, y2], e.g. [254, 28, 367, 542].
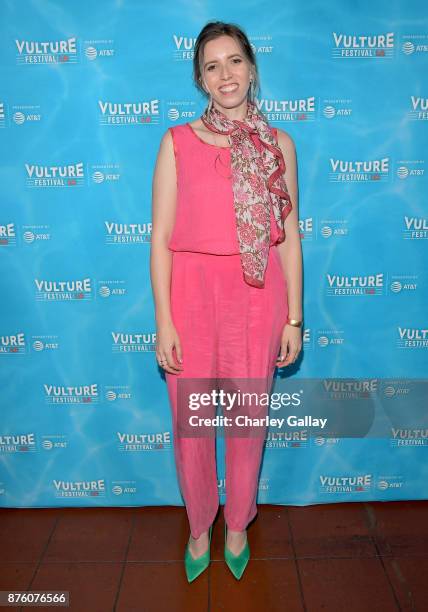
[200, 100, 292, 288]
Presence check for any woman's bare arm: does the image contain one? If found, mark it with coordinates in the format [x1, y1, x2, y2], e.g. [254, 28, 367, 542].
[275, 128, 303, 322]
[150, 129, 177, 326]
[150, 129, 183, 373]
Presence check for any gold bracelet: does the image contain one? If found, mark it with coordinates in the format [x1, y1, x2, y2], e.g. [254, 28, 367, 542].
[286, 317, 303, 327]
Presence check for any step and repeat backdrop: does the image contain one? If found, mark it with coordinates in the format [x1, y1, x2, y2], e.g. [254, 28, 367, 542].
[1, 1, 427, 508]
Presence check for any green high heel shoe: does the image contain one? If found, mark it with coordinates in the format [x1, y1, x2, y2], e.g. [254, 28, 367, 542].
[224, 523, 250, 580]
[184, 525, 213, 583]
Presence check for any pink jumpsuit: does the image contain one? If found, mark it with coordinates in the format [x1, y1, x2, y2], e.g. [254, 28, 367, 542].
[165, 122, 289, 538]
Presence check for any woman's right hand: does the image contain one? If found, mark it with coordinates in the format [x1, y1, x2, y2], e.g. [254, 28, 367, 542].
[155, 320, 184, 374]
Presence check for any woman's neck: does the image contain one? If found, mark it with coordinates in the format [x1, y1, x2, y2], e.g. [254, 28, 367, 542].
[213, 100, 248, 121]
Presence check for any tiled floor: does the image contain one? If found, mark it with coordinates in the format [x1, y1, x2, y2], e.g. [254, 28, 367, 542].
[0, 501, 427, 611]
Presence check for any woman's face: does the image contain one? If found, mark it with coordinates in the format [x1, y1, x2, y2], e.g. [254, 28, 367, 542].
[201, 35, 252, 111]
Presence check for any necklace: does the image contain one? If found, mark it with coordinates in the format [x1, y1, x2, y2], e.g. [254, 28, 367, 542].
[212, 130, 232, 148]
[211, 127, 232, 179]
[214, 149, 232, 179]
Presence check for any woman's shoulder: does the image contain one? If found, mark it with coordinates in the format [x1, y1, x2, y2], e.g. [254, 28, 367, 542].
[187, 118, 205, 132]
[166, 121, 189, 136]
[273, 126, 296, 150]
[160, 122, 189, 152]
[186, 118, 212, 139]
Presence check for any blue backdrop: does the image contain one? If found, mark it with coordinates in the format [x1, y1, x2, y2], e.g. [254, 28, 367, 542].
[0, 0, 427, 508]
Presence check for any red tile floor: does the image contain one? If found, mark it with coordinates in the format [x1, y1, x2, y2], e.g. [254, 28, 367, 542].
[0, 501, 427, 611]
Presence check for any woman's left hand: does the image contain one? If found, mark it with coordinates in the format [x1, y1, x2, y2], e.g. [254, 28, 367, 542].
[276, 324, 303, 368]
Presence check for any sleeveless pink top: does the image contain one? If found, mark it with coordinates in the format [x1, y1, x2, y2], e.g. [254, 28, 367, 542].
[168, 122, 281, 254]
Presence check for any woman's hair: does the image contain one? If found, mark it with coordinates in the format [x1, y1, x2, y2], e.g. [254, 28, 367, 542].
[193, 21, 260, 102]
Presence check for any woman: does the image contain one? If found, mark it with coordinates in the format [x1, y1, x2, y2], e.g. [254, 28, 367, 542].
[150, 21, 302, 581]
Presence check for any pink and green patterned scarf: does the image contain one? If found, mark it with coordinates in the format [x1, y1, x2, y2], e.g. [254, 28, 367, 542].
[201, 100, 293, 288]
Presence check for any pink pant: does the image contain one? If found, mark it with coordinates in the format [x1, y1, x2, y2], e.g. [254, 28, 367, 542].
[165, 246, 288, 538]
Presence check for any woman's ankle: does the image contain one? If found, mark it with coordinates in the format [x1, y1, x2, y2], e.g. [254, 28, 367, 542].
[190, 529, 209, 542]
[226, 527, 246, 535]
